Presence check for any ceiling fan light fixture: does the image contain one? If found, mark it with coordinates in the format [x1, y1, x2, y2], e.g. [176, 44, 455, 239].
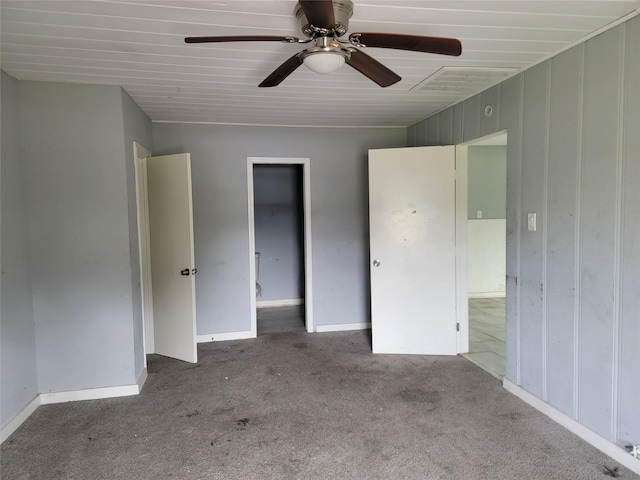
[301, 50, 348, 74]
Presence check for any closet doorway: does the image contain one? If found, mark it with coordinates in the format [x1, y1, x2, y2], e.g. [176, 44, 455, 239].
[247, 157, 313, 335]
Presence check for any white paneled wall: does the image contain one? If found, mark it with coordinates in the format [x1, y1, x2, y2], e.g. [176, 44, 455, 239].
[411, 16, 640, 450]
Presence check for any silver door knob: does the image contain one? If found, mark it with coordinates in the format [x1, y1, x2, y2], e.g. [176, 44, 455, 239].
[373, 259, 381, 267]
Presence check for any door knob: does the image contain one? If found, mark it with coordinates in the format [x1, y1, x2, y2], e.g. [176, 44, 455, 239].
[192, 268, 197, 275]
[180, 268, 190, 276]
[373, 259, 381, 267]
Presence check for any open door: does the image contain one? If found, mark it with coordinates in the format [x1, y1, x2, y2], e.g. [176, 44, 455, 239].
[147, 153, 197, 363]
[369, 146, 459, 355]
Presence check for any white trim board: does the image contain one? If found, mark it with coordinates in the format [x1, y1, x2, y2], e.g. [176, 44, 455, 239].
[468, 292, 506, 298]
[1, 395, 41, 443]
[41, 369, 148, 405]
[137, 367, 148, 392]
[197, 331, 254, 343]
[134, 141, 154, 358]
[316, 322, 371, 333]
[1, 369, 148, 444]
[256, 298, 304, 308]
[504, 379, 640, 475]
[455, 145, 470, 354]
[41, 385, 139, 405]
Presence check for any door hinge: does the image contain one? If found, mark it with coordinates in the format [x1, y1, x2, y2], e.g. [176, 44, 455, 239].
[456, 322, 460, 332]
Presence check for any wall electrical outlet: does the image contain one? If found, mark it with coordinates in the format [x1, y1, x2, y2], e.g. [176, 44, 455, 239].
[477, 210, 483, 219]
[527, 213, 537, 231]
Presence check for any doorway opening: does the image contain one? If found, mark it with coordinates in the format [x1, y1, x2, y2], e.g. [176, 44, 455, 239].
[462, 132, 507, 379]
[247, 157, 313, 336]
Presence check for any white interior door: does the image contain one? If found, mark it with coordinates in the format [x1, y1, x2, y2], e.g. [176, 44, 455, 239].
[147, 153, 197, 363]
[369, 146, 458, 355]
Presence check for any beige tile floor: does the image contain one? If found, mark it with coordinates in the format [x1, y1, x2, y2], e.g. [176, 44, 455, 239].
[257, 304, 306, 335]
[463, 297, 506, 379]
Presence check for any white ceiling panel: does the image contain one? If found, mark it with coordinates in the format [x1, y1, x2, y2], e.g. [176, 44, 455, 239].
[2, 0, 638, 127]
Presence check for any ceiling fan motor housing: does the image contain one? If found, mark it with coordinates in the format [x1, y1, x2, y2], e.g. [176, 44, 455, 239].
[295, 0, 353, 37]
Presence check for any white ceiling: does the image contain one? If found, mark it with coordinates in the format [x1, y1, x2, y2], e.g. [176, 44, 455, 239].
[2, 1, 638, 127]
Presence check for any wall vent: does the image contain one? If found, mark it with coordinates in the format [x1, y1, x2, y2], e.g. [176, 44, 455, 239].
[412, 67, 519, 94]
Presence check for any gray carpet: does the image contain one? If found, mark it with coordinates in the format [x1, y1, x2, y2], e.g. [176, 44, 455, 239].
[2, 330, 638, 479]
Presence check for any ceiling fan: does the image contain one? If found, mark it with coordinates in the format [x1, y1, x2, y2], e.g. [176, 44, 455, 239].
[184, 0, 462, 88]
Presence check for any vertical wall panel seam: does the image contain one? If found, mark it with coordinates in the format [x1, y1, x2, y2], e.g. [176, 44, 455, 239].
[542, 63, 551, 402]
[423, 121, 428, 146]
[574, 44, 586, 422]
[611, 24, 626, 444]
[496, 84, 502, 131]
[424, 120, 428, 146]
[461, 101, 466, 145]
[453, 108, 457, 144]
[516, 75, 524, 385]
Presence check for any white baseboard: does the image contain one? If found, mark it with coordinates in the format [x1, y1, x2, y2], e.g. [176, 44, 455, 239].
[468, 292, 506, 298]
[197, 331, 255, 343]
[316, 322, 371, 333]
[503, 379, 640, 475]
[40, 381, 143, 405]
[137, 367, 148, 391]
[256, 298, 304, 308]
[1, 395, 41, 444]
[1, 371, 149, 444]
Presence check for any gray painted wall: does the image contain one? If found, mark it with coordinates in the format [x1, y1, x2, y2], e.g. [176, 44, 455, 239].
[253, 165, 304, 302]
[1, 71, 39, 426]
[121, 90, 152, 379]
[411, 17, 640, 447]
[152, 124, 406, 334]
[467, 146, 506, 219]
[19, 81, 141, 392]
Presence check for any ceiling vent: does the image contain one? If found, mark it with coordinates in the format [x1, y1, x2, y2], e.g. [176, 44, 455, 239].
[412, 67, 519, 94]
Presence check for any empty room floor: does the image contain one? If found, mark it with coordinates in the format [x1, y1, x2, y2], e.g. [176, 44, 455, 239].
[3, 329, 637, 479]
[464, 297, 506, 379]
[257, 305, 305, 335]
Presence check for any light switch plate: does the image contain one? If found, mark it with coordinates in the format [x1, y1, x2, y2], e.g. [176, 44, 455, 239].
[527, 213, 537, 231]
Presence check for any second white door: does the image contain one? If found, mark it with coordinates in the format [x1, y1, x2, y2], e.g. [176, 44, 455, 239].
[147, 153, 197, 363]
[369, 146, 458, 355]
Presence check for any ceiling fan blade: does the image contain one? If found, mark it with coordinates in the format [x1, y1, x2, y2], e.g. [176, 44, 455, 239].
[298, 0, 335, 30]
[346, 49, 401, 87]
[350, 33, 462, 56]
[185, 35, 299, 44]
[259, 54, 303, 87]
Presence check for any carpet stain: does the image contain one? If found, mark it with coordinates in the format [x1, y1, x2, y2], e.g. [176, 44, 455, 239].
[293, 342, 308, 350]
[87, 431, 114, 441]
[499, 411, 524, 421]
[398, 388, 442, 408]
[179, 410, 201, 418]
[236, 418, 250, 429]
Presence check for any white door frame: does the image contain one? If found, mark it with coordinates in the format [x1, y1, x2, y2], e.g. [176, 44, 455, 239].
[456, 129, 509, 355]
[247, 157, 313, 335]
[133, 142, 154, 360]
[455, 145, 469, 354]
